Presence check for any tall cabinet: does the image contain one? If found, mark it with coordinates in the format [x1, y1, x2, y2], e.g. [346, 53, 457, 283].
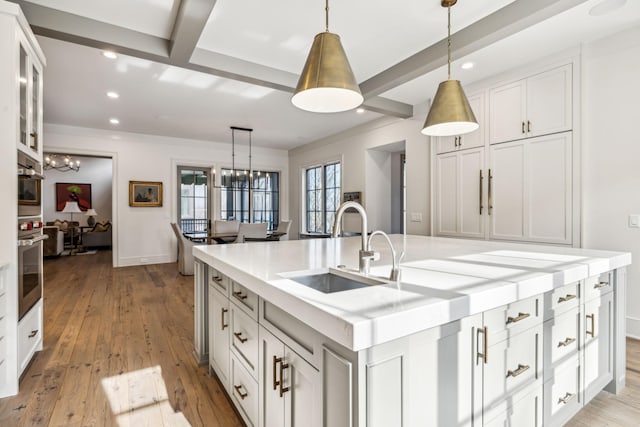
[433, 62, 575, 246]
[0, 1, 45, 398]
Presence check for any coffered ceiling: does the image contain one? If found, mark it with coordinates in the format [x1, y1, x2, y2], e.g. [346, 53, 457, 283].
[10, 0, 640, 149]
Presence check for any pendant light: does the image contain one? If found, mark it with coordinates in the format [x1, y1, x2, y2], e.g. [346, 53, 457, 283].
[292, 0, 363, 113]
[422, 0, 478, 137]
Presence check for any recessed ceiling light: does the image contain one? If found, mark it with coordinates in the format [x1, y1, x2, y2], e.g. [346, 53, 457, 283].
[589, 0, 626, 16]
[102, 50, 117, 59]
[109, 118, 120, 125]
[356, 108, 365, 114]
[461, 62, 475, 70]
[106, 91, 119, 99]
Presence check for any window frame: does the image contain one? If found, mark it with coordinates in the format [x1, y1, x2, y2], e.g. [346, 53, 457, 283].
[301, 159, 342, 234]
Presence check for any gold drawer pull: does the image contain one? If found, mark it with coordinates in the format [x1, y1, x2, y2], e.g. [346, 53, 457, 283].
[506, 312, 530, 325]
[233, 291, 248, 300]
[557, 337, 576, 348]
[558, 392, 575, 405]
[233, 332, 248, 343]
[221, 308, 228, 330]
[586, 313, 595, 337]
[273, 356, 282, 390]
[507, 364, 530, 378]
[594, 281, 609, 289]
[234, 384, 248, 399]
[557, 294, 576, 303]
[279, 359, 290, 397]
[28, 330, 38, 338]
[477, 327, 488, 364]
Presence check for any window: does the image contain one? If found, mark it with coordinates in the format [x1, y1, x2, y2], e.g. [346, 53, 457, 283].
[178, 167, 210, 233]
[220, 169, 279, 230]
[305, 162, 341, 234]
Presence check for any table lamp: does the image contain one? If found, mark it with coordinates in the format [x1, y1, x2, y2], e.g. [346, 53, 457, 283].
[85, 208, 98, 227]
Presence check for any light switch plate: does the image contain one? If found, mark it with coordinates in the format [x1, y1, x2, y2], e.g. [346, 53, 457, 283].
[629, 214, 640, 228]
[410, 212, 422, 222]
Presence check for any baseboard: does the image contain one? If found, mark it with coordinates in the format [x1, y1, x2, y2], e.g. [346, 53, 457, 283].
[627, 316, 640, 340]
[117, 254, 174, 268]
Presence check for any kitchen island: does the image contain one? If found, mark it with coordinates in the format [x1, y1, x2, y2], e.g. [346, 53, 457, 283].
[193, 235, 630, 426]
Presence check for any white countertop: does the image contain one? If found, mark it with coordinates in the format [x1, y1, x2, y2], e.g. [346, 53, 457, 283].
[194, 235, 631, 352]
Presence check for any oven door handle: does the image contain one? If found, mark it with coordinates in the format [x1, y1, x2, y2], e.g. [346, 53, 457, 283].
[17, 168, 45, 180]
[18, 234, 48, 246]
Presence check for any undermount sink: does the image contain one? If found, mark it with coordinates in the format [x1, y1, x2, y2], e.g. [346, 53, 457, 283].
[287, 269, 386, 294]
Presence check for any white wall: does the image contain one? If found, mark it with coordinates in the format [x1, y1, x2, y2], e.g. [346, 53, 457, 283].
[44, 124, 289, 268]
[582, 27, 640, 338]
[43, 155, 113, 226]
[288, 114, 430, 238]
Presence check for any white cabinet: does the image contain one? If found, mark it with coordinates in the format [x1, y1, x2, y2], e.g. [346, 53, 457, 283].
[435, 147, 485, 239]
[488, 132, 572, 244]
[489, 64, 572, 144]
[208, 283, 230, 390]
[258, 325, 321, 427]
[16, 26, 44, 159]
[436, 93, 486, 154]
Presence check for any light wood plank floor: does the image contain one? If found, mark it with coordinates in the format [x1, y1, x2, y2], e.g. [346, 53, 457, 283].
[0, 251, 639, 426]
[0, 250, 242, 427]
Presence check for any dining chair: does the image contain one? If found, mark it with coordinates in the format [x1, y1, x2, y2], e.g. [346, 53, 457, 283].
[213, 219, 240, 234]
[170, 222, 197, 275]
[275, 220, 292, 240]
[234, 222, 268, 243]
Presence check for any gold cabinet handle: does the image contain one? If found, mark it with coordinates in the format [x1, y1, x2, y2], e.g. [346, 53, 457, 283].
[454, 136, 458, 147]
[28, 329, 38, 338]
[234, 384, 248, 400]
[521, 121, 526, 134]
[527, 120, 531, 133]
[506, 312, 530, 325]
[233, 290, 248, 300]
[558, 392, 575, 405]
[479, 170, 484, 215]
[557, 337, 576, 348]
[586, 313, 595, 337]
[279, 359, 290, 397]
[594, 281, 610, 289]
[212, 275, 223, 287]
[458, 136, 462, 147]
[221, 308, 228, 330]
[233, 332, 248, 343]
[558, 294, 577, 304]
[477, 327, 488, 364]
[507, 364, 530, 378]
[273, 356, 282, 390]
[488, 169, 493, 215]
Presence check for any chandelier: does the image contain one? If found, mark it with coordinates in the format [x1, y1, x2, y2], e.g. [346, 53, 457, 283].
[44, 154, 80, 172]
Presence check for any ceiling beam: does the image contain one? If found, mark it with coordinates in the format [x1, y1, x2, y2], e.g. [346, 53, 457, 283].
[169, 0, 218, 63]
[360, 0, 589, 98]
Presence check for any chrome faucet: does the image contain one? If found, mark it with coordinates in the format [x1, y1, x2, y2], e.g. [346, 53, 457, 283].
[331, 201, 376, 275]
[367, 230, 401, 282]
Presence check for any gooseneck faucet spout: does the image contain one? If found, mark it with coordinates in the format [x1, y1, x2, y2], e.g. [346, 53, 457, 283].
[367, 231, 401, 282]
[332, 201, 373, 275]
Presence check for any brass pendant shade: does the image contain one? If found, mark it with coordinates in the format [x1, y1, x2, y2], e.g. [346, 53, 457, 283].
[421, 0, 478, 136]
[422, 79, 478, 136]
[292, 32, 363, 113]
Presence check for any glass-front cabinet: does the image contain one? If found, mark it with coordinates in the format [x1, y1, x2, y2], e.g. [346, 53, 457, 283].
[17, 33, 43, 159]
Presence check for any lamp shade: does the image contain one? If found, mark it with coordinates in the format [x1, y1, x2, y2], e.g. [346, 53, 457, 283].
[62, 201, 82, 213]
[422, 80, 479, 136]
[292, 32, 363, 113]
[85, 208, 97, 216]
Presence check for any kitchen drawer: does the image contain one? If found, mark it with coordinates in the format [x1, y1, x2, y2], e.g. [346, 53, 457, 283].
[583, 272, 613, 302]
[484, 294, 543, 343]
[484, 381, 542, 427]
[483, 323, 542, 413]
[18, 299, 42, 375]
[543, 307, 580, 375]
[231, 303, 259, 378]
[544, 281, 580, 320]
[230, 353, 258, 427]
[209, 268, 229, 297]
[231, 280, 258, 320]
[544, 355, 581, 427]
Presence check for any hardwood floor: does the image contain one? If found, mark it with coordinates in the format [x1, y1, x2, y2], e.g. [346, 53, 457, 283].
[0, 251, 242, 427]
[0, 251, 638, 426]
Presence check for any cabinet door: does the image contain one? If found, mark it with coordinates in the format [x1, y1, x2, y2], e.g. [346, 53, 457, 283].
[283, 346, 321, 427]
[583, 291, 613, 403]
[489, 80, 526, 144]
[483, 384, 542, 427]
[435, 148, 484, 239]
[259, 326, 285, 427]
[209, 286, 230, 389]
[18, 43, 28, 149]
[526, 65, 572, 138]
[488, 141, 526, 241]
[436, 94, 485, 154]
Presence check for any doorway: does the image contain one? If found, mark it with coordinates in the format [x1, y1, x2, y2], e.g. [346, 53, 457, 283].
[177, 166, 211, 234]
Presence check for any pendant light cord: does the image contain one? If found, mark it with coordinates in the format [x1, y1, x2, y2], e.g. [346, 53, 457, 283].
[325, 0, 329, 32]
[447, 5, 451, 80]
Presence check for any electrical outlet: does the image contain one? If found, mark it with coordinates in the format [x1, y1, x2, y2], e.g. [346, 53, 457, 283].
[410, 212, 422, 222]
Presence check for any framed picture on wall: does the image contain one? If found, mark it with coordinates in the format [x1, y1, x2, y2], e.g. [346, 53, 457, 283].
[18, 176, 41, 205]
[55, 183, 92, 211]
[129, 181, 163, 207]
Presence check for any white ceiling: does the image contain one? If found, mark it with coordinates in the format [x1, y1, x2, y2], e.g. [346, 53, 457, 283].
[13, 0, 640, 149]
